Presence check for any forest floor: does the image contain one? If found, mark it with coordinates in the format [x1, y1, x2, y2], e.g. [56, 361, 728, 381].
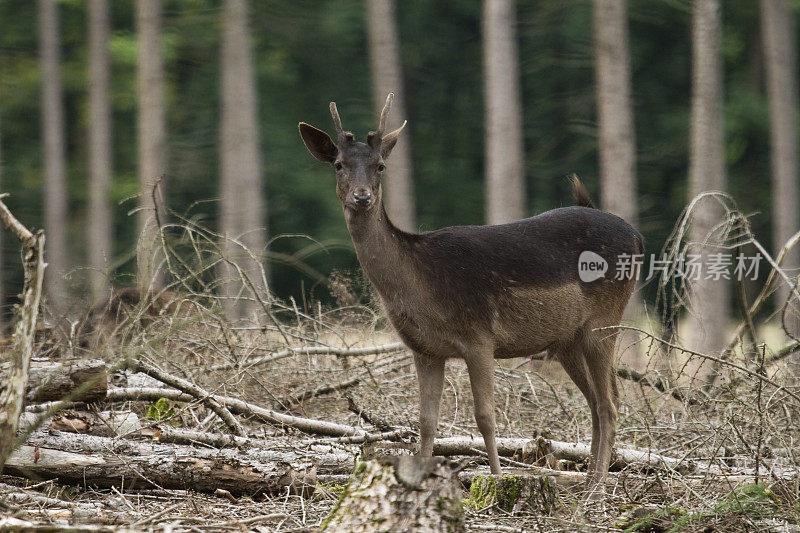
[3, 292, 800, 532]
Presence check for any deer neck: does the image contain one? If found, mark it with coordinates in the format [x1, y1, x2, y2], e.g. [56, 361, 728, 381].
[344, 203, 417, 300]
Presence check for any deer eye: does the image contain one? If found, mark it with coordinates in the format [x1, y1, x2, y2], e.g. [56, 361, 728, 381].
[334, 162, 343, 171]
[377, 164, 386, 172]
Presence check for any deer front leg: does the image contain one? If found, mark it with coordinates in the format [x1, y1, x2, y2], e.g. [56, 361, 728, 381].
[413, 354, 445, 457]
[466, 353, 502, 475]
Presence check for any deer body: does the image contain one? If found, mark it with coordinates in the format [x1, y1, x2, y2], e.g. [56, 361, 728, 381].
[300, 94, 642, 491]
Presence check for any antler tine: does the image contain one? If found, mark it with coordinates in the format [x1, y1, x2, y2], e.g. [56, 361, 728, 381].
[376, 92, 394, 136]
[329, 102, 344, 135]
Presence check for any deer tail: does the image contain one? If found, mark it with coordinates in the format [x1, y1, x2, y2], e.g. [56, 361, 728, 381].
[569, 174, 595, 209]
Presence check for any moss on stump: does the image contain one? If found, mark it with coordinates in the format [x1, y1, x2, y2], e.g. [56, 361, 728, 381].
[464, 473, 558, 515]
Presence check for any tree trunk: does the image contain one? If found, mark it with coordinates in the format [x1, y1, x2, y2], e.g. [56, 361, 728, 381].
[219, 0, 267, 322]
[0, 86, 4, 335]
[761, 0, 800, 338]
[321, 457, 465, 532]
[88, 0, 113, 303]
[594, 0, 637, 227]
[483, 0, 526, 225]
[593, 0, 642, 365]
[136, 0, 166, 289]
[688, 0, 728, 356]
[5, 430, 316, 497]
[38, 0, 68, 318]
[366, 0, 416, 232]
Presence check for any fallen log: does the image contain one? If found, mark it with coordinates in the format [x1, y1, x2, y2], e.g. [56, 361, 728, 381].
[106, 386, 370, 437]
[433, 435, 696, 474]
[320, 457, 465, 532]
[3, 429, 340, 496]
[17, 410, 141, 438]
[208, 341, 406, 372]
[21, 359, 107, 403]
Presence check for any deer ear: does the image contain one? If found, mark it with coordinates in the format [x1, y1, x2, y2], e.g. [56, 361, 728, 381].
[299, 123, 338, 163]
[380, 120, 406, 159]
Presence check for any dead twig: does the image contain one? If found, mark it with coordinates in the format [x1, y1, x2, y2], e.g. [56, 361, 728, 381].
[0, 195, 46, 471]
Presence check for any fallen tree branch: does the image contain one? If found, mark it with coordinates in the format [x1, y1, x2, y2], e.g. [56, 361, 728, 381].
[105, 386, 369, 437]
[209, 341, 405, 372]
[0, 195, 46, 472]
[126, 358, 246, 437]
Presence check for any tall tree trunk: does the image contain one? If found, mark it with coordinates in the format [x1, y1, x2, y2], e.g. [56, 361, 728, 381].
[366, 0, 416, 232]
[88, 0, 113, 303]
[688, 0, 728, 355]
[220, 0, 267, 321]
[38, 0, 68, 318]
[136, 0, 166, 289]
[0, 86, 4, 335]
[761, 0, 800, 337]
[483, 0, 526, 225]
[593, 0, 641, 366]
[594, 0, 637, 225]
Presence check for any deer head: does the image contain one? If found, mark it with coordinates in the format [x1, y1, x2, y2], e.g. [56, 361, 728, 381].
[299, 93, 406, 213]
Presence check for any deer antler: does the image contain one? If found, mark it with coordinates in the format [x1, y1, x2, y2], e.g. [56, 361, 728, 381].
[329, 102, 343, 135]
[367, 93, 396, 148]
[330, 101, 353, 145]
[377, 93, 394, 137]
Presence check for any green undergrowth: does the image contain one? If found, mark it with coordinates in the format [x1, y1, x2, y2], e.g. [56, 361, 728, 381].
[621, 484, 796, 532]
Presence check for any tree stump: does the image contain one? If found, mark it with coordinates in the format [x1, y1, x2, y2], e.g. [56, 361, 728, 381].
[464, 473, 558, 514]
[321, 456, 465, 532]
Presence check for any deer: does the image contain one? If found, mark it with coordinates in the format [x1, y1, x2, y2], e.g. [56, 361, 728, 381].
[299, 93, 643, 492]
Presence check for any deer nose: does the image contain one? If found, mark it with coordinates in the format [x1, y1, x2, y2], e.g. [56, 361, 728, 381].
[353, 190, 372, 206]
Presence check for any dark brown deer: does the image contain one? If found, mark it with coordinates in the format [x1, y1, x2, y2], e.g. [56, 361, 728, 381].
[299, 94, 642, 491]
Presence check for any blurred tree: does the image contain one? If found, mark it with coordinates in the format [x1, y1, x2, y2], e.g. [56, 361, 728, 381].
[38, 0, 68, 318]
[0, 0, 780, 313]
[483, 0, 525, 224]
[593, 0, 637, 225]
[366, 0, 416, 232]
[220, 0, 267, 321]
[0, 84, 3, 333]
[88, 0, 112, 303]
[136, 0, 166, 289]
[761, 0, 799, 335]
[688, 0, 728, 354]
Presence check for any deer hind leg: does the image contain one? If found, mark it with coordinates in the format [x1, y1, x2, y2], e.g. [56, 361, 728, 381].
[553, 342, 600, 473]
[413, 354, 445, 457]
[581, 329, 620, 491]
[465, 351, 502, 475]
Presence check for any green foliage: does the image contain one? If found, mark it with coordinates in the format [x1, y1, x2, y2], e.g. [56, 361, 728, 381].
[146, 397, 175, 421]
[621, 484, 791, 532]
